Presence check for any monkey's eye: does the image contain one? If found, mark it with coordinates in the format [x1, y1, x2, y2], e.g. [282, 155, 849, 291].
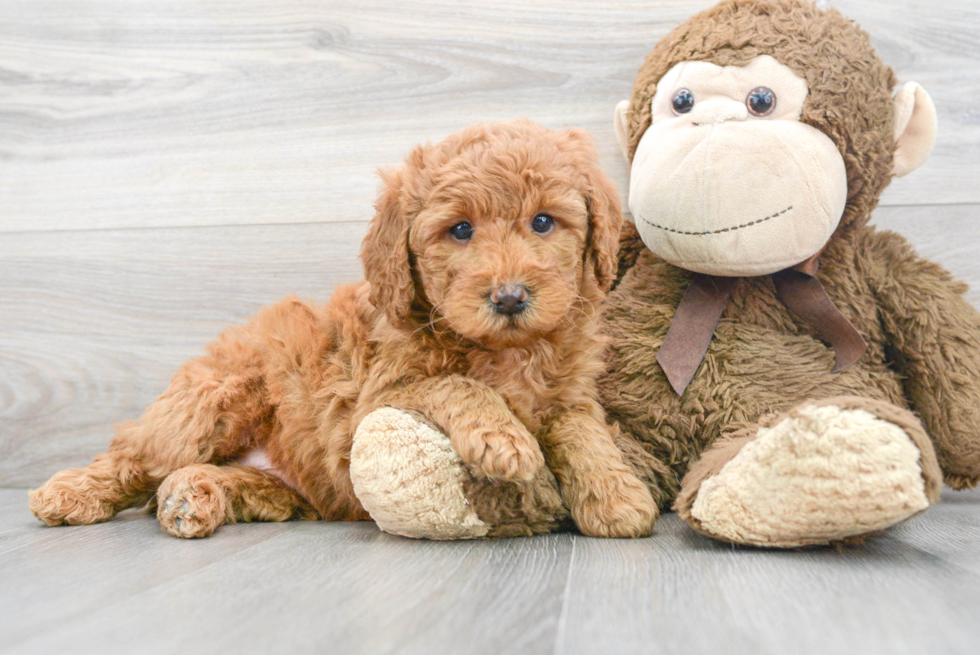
[530, 213, 554, 235]
[671, 88, 695, 115]
[449, 221, 474, 241]
[746, 87, 776, 117]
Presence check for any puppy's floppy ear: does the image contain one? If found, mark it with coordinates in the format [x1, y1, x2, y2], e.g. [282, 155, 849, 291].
[564, 129, 624, 294]
[361, 162, 418, 327]
[586, 168, 624, 293]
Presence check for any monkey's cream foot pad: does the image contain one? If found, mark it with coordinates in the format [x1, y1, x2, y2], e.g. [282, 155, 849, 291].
[351, 408, 489, 540]
[690, 404, 932, 548]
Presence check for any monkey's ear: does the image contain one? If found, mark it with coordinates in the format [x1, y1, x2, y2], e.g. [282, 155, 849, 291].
[361, 166, 417, 327]
[614, 100, 631, 161]
[892, 82, 938, 178]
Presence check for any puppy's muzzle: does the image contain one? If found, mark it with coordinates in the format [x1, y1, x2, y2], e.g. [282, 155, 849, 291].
[490, 284, 530, 316]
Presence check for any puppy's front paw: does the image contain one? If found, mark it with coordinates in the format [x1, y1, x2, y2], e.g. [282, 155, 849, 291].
[572, 470, 658, 538]
[459, 424, 544, 482]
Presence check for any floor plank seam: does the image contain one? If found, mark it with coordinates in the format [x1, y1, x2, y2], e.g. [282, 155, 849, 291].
[552, 536, 576, 655]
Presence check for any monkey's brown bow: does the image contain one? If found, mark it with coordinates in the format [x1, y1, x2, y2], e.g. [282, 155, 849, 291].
[656, 262, 867, 395]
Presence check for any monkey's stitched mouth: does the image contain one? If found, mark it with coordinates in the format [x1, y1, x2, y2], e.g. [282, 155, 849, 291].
[637, 205, 793, 236]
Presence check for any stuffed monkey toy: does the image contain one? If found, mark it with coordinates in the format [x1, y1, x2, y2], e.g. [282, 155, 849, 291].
[599, 0, 980, 547]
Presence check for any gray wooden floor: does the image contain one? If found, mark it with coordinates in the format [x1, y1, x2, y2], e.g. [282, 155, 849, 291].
[2, 488, 979, 655]
[3, 2, 980, 653]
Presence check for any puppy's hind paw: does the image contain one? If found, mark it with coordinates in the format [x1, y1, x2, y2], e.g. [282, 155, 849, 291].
[156, 472, 228, 539]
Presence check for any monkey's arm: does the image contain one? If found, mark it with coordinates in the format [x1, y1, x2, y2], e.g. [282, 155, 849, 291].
[864, 229, 980, 488]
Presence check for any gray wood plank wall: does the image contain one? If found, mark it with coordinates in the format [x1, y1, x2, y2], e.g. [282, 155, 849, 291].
[2, 0, 979, 487]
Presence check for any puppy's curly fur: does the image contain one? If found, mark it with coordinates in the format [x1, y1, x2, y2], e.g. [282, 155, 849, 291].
[30, 120, 657, 539]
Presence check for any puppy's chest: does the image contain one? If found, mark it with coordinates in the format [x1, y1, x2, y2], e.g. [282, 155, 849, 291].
[465, 350, 554, 427]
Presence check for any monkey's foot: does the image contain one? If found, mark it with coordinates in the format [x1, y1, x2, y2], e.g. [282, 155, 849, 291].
[351, 408, 567, 540]
[680, 398, 942, 548]
[351, 408, 490, 539]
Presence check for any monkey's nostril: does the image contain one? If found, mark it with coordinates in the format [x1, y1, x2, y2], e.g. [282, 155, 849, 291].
[490, 284, 530, 316]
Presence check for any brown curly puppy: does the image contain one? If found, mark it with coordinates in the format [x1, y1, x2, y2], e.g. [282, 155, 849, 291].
[30, 120, 657, 539]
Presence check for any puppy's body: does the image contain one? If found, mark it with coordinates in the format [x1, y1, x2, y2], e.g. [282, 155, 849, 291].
[216, 278, 607, 521]
[30, 121, 657, 539]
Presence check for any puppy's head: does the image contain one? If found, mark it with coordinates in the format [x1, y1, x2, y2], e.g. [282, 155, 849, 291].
[361, 120, 622, 348]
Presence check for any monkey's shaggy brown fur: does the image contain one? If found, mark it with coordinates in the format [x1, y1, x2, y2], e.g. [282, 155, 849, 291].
[600, 0, 980, 533]
[30, 120, 657, 539]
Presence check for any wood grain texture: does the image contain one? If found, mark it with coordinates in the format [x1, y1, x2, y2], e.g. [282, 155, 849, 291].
[0, 504, 321, 652]
[892, 490, 980, 576]
[1, 488, 978, 655]
[0, 488, 573, 655]
[0, 0, 978, 235]
[557, 489, 980, 655]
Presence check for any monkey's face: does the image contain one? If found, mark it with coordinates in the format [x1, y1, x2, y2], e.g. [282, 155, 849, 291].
[623, 55, 847, 276]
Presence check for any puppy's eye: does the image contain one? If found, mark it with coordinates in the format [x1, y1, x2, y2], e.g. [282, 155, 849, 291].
[449, 221, 474, 241]
[671, 88, 695, 115]
[746, 86, 776, 117]
[530, 213, 554, 235]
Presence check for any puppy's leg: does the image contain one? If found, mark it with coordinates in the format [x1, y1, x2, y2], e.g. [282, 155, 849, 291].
[30, 322, 272, 527]
[367, 375, 544, 482]
[157, 464, 317, 539]
[542, 403, 658, 538]
[28, 448, 151, 527]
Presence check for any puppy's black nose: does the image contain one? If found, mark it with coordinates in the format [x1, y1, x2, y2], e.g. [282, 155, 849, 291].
[490, 284, 530, 316]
